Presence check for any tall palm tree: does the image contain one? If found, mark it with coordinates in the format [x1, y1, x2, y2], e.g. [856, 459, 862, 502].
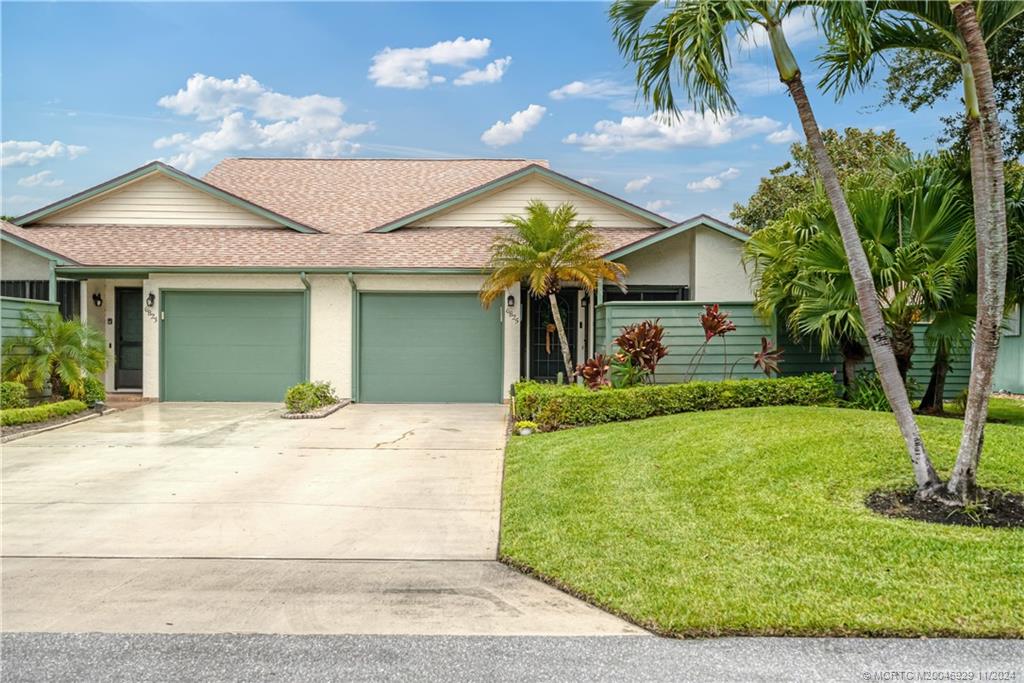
[480, 200, 628, 380]
[610, 0, 942, 493]
[2, 310, 107, 399]
[820, 0, 1021, 501]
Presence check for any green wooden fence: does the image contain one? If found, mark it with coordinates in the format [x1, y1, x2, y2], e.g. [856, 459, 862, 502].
[1, 297, 61, 397]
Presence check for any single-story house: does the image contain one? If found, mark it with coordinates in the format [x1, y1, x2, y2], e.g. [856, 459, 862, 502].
[1, 158, 756, 403]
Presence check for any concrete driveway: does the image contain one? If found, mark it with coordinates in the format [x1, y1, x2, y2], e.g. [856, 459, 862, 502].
[2, 403, 640, 636]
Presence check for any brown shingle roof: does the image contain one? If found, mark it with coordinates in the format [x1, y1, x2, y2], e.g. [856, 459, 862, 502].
[202, 158, 548, 234]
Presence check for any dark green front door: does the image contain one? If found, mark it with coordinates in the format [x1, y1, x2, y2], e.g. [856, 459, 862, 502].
[115, 288, 143, 389]
[161, 291, 305, 402]
[358, 293, 502, 403]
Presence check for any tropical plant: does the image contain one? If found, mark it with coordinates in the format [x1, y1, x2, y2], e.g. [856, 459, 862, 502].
[614, 319, 669, 379]
[1, 311, 106, 400]
[1, 381, 29, 409]
[81, 375, 106, 406]
[753, 337, 785, 377]
[610, 0, 940, 495]
[576, 354, 613, 390]
[685, 304, 737, 381]
[821, 0, 1022, 501]
[610, 355, 649, 389]
[481, 200, 628, 380]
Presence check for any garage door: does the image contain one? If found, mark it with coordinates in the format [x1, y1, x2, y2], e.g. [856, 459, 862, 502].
[161, 291, 305, 401]
[358, 292, 502, 403]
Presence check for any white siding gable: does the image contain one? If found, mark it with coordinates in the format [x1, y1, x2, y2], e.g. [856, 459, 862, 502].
[412, 175, 661, 229]
[41, 173, 281, 227]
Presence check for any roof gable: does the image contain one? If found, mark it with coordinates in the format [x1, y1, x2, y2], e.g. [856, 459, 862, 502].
[373, 165, 675, 232]
[14, 161, 318, 233]
[603, 214, 749, 260]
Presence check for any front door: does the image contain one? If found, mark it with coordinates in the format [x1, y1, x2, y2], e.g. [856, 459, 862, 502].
[529, 290, 577, 382]
[115, 288, 143, 389]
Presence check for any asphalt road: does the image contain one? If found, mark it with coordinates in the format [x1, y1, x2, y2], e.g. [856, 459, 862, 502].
[4, 633, 1022, 682]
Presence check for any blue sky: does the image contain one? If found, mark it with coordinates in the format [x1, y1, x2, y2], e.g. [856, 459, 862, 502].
[1, 2, 961, 222]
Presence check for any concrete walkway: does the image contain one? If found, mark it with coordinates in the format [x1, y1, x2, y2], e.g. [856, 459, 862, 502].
[2, 403, 640, 635]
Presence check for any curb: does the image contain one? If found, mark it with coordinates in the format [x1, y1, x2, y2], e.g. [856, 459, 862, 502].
[1, 408, 116, 444]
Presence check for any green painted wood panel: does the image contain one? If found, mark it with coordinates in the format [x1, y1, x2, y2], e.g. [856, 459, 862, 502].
[994, 332, 1023, 393]
[359, 293, 502, 403]
[161, 291, 305, 402]
[595, 302, 774, 382]
[1, 297, 61, 398]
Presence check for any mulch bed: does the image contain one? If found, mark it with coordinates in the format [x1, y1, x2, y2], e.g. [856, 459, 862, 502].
[866, 487, 1024, 529]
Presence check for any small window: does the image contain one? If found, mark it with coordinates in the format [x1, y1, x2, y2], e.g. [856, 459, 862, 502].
[0, 280, 81, 320]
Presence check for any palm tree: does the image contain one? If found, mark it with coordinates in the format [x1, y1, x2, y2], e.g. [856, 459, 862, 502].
[820, 0, 1021, 501]
[610, 0, 942, 493]
[2, 310, 107, 399]
[480, 200, 628, 380]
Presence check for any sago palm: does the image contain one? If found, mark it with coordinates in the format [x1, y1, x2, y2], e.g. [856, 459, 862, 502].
[2, 310, 107, 399]
[820, 0, 1022, 501]
[481, 201, 627, 380]
[610, 0, 943, 492]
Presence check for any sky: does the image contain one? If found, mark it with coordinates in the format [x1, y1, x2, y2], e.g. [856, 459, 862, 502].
[1, 2, 963, 223]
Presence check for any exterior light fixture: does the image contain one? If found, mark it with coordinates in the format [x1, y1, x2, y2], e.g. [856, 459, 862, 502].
[506, 294, 515, 309]
[504, 293, 519, 324]
[146, 292, 156, 308]
[92, 292, 103, 307]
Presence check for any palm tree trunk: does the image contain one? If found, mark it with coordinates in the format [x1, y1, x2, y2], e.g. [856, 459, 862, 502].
[840, 337, 865, 399]
[918, 340, 950, 415]
[784, 75, 941, 493]
[891, 324, 915, 382]
[948, 2, 1009, 502]
[548, 294, 574, 382]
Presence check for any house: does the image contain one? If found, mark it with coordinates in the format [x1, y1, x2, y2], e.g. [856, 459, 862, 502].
[1, 158, 754, 403]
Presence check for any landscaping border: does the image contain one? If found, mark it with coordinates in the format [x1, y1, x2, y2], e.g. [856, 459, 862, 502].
[281, 399, 350, 419]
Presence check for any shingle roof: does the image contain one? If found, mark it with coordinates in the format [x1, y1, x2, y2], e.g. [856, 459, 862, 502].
[2, 222, 659, 270]
[202, 158, 548, 234]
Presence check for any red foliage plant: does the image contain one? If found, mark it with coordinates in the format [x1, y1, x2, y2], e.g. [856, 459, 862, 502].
[614, 319, 669, 375]
[699, 304, 737, 342]
[575, 354, 612, 389]
[753, 337, 784, 377]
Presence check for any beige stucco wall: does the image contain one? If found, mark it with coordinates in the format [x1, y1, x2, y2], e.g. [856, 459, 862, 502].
[692, 227, 752, 301]
[1, 240, 52, 280]
[616, 230, 694, 289]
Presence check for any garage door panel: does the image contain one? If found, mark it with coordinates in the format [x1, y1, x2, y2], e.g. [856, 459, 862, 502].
[162, 291, 305, 402]
[359, 293, 501, 403]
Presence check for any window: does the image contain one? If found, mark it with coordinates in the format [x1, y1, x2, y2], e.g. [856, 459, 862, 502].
[0, 280, 81, 320]
[603, 285, 689, 302]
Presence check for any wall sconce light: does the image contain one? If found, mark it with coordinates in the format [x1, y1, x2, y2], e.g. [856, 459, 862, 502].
[146, 292, 156, 308]
[505, 293, 520, 324]
[92, 292, 103, 307]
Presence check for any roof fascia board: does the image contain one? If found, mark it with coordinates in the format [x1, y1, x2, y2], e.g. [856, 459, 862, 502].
[372, 164, 675, 233]
[54, 266, 487, 277]
[604, 215, 749, 260]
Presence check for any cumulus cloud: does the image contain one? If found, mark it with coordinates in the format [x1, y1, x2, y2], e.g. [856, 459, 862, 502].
[454, 56, 512, 86]
[563, 112, 782, 152]
[154, 73, 373, 171]
[645, 199, 672, 213]
[369, 37, 507, 89]
[737, 9, 820, 50]
[624, 175, 653, 193]
[549, 79, 633, 100]
[481, 104, 546, 147]
[687, 167, 740, 193]
[766, 124, 800, 144]
[17, 170, 64, 188]
[1, 140, 88, 167]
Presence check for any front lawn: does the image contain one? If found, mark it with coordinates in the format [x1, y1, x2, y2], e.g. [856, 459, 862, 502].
[942, 396, 1024, 427]
[501, 406, 1024, 637]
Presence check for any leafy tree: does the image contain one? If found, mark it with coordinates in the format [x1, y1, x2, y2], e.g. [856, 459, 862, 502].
[731, 128, 910, 231]
[480, 201, 627, 380]
[2, 311, 106, 399]
[610, 0, 941, 494]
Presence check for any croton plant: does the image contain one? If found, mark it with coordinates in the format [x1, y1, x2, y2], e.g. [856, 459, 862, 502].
[613, 319, 669, 375]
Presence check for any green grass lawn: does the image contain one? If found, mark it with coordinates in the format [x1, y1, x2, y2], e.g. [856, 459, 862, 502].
[501, 406, 1024, 637]
[941, 396, 1024, 427]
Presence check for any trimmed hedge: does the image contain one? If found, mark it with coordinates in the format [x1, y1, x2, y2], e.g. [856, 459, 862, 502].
[82, 375, 106, 406]
[514, 373, 837, 430]
[1, 381, 29, 409]
[1, 399, 89, 427]
[284, 381, 339, 414]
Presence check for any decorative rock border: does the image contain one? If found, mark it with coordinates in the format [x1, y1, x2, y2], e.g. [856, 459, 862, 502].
[281, 399, 351, 420]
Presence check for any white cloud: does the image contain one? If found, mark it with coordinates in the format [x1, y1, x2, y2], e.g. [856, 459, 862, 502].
[563, 112, 782, 152]
[645, 199, 672, 213]
[624, 175, 653, 193]
[17, 170, 64, 188]
[577, 176, 599, 185]
[1, 140, 88, 167]
[687, 167, 740, 193]
[155, 73, 373, 171]
[454, 56, 511, 86]
[549, 79, 633, 100]
[481, 104, 546, 147]
[737, 9, 820, 50]
[766, 124, 800, 144]
[368, 37, 500, 89]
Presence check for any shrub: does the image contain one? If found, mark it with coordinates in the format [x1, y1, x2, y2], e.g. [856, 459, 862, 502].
[81, 375, 106, 406]
[284, 380, 339, 413]
[576, 354, 612, 389]
[514, 373, 837, 430]
[843, 369, 920, 412]
[1, 381, 28, 409]
[514, 420, 538, 434]
[1, 399, 88, 427]
[1, 311, 106, 399]
[614, 319, 668, 377]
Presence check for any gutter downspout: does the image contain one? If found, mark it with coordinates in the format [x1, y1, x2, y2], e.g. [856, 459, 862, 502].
[48, 260, 58, 304]
[300, 272, 311, 380]
[348, 272, 359, 402]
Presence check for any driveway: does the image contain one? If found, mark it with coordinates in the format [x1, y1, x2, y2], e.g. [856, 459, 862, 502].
[2, 403, 640, 636]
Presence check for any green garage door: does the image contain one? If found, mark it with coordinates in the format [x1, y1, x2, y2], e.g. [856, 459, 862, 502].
[359, 293, 502, 403]
[162, 291, 305, 401]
